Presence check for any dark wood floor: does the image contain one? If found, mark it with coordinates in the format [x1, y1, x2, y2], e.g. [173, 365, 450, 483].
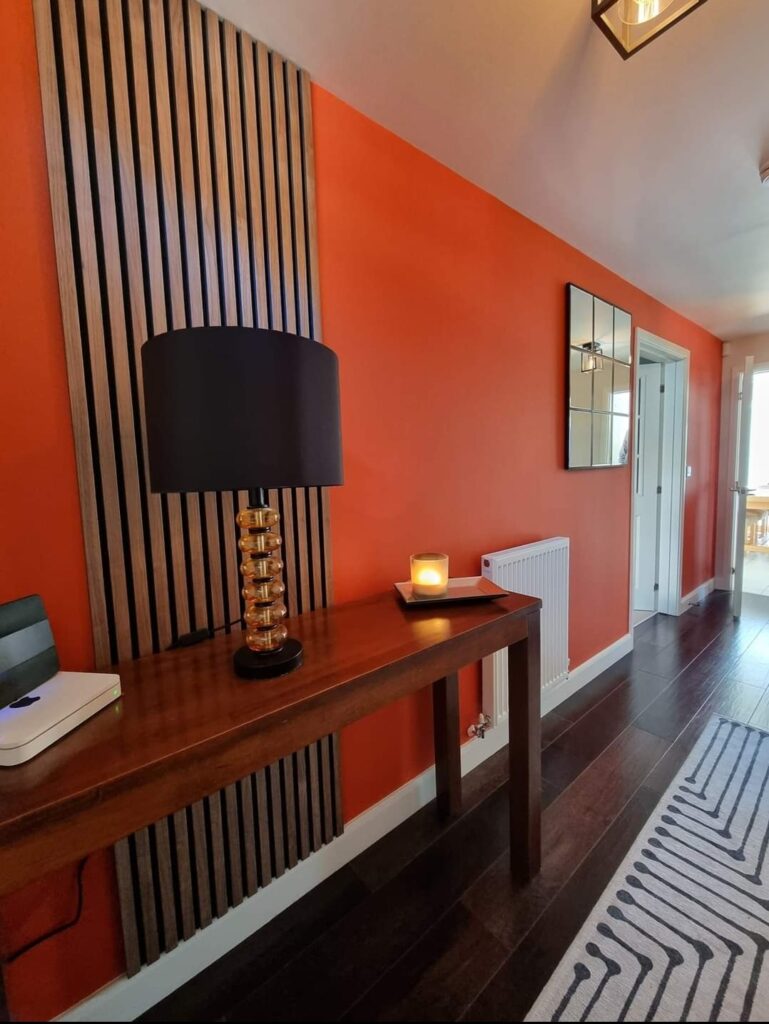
[143, 590, 769, 1022]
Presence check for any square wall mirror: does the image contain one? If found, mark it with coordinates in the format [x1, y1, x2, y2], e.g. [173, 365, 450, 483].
[566, 284, 632, 469]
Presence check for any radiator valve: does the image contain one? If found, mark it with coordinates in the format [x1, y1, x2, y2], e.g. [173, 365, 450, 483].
[467, 713, 492, 740]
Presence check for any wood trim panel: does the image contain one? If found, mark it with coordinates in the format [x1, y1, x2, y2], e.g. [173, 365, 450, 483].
[33, 0, 330, 663]
[32, 0, 342, 978]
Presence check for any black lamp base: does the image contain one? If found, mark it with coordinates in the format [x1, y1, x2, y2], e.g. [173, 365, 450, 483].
[233, 638, 303, 679]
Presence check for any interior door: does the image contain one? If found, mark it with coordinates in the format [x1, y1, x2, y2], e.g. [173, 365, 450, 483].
[633, 363, 662, 612]
[732, 357, 755, 619]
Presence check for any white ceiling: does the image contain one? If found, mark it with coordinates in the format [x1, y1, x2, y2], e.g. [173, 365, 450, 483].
[206, 0, 769, 341]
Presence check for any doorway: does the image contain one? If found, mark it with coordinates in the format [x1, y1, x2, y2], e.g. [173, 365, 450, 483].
[743, 369, 769, 594]
[630, 330, 689, 628]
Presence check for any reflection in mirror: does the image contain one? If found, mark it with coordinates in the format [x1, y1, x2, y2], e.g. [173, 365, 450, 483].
[570, 286, 593, 349]
[592, 413, 612, 466]
[569, 411, 591, 468]
[613, 415, 630, 465]
[570, 349, 593, 409]
[614, 310, 632, 363]
[594, 299, 614, 360]
[593, 360, 613, 413]
[612, 362, 631, 415]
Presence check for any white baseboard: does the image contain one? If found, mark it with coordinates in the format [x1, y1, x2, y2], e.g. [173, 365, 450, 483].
[714, 575, 732, 592]
[59, 630, 630, 1023]
[679, 577, 715, 615]
[58, 726, 509, 1023]
[540, 631, 634, 716]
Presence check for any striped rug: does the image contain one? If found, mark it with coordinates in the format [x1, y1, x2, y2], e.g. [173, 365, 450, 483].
[526, 716, 769, 1022]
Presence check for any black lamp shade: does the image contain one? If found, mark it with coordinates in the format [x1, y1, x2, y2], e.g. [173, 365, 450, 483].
[142, 327, 343, 493]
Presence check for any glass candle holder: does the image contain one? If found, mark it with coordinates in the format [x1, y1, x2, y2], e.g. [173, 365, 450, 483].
[410, 553, 449, 598]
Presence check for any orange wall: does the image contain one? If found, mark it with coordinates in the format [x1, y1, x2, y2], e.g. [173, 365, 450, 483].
[0, 4, 124, 1020]
[312, 86, 723, 820]
[0, 4, 721, 1017]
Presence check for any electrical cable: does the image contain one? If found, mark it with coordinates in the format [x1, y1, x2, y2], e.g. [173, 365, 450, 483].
[0, 857, 88, 965]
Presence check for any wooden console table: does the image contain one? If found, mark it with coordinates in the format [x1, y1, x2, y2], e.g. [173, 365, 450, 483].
[0, 590, 541, 1018]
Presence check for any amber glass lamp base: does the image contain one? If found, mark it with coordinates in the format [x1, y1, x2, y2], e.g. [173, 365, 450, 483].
[236, 488, 304, 681]
[233, 637, 303, 679]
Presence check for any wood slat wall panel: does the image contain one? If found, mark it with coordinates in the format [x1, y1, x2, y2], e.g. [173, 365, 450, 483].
[114, 740, 341, 975]
[33, 0, 343, 977]
[34, 0, 332, 662]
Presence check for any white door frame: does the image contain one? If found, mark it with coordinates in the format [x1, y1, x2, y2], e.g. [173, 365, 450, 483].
[629, 329, 690, 631]
[715, 357, 769, 592]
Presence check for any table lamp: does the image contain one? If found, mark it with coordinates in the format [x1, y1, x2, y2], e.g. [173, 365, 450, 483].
[142, 326, 343, 679]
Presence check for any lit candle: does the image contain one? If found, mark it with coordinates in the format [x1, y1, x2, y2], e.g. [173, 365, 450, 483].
[410, 553, 449, 598]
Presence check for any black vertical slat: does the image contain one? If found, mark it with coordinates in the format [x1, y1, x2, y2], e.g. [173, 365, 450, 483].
[120, 0, 179, 644]
[281, 755, 298, 870]
[281, 60, 302, 332]
[142, 0, 197, 628]
[319, 735, 335, 843]
[171, 809, 196, 940]
[74, 0, 140, 659]
[330, 732, 345, 837]
[254, 767, 273, 887]
[100, 2, 160, 654]
[219, 18, 243, 326]
[239, 776, 259, 897]
[251, 40, 274, 329]
[50, 0, 118, 663]
[190, 799, 212, 928]
[236, 32, 260, 329]
[295, 63, 315, 342]
[224, 783, 244, 906]
[294, 748, 311, 858]
[161, 0, 215, 634]
[307, 740, 323, 852]
[114, 837, 142, 977]
[318, 486, 330, 609]
[133, 828, 160, 964]
[267, 762, 286, 877]
[267, 50, 288, 331]
[205, 792, 228, 917]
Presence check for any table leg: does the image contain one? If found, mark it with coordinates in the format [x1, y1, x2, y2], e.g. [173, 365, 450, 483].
[432, 672, 462, 818]
[507, 610, 541, 882]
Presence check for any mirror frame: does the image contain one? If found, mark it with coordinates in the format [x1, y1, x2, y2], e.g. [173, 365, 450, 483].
[565, 283, 633, 471]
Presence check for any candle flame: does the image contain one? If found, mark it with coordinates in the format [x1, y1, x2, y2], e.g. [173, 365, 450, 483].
[416, 568, 442, 585]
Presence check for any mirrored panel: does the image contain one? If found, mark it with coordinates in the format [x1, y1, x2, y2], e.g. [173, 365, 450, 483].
[569, 411, 592, 468]
[612, 362, 631, 415]
[592, 413, 612, 466]
[566, 284, 633, 469]
[612, 415, 630, 465]
[570, 286, 593, 350]
[594, 299, 614, 360]
[570, 348, 593, 409]
[593, 360, 613, 413]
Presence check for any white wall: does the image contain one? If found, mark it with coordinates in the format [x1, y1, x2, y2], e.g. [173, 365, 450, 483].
[715, 333, 769, 588]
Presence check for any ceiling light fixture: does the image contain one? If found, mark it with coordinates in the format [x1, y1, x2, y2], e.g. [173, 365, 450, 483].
[592, 0, 710, 58]
[761, 161, 769, 186]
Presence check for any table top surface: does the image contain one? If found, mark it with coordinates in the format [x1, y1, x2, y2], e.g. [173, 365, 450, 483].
[0, 589, 539, 838]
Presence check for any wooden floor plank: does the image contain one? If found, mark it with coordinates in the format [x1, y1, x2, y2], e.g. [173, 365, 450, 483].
[141, 591, 769, 1024]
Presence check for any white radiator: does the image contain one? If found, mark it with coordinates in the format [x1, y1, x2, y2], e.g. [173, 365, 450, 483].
[481, 537, 569, 724]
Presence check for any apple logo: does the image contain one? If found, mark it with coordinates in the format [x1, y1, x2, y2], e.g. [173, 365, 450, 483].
[9, 695, 40, 709]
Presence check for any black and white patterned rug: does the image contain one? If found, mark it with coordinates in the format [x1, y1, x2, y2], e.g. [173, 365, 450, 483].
[527, 717, 769, 1022]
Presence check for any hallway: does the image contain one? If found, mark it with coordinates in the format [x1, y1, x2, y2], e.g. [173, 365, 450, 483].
[145, 590, 769, 1022]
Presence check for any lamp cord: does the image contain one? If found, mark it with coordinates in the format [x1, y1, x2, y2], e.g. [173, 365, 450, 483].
[0, 857, 88, 965]
[166, 616, 243, 651]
